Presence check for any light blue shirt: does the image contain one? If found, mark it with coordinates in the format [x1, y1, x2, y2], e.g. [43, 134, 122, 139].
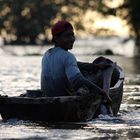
[41, 47, 81, 96]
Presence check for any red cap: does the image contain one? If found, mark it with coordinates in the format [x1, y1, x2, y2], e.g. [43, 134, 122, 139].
[51, 20, 73, 36]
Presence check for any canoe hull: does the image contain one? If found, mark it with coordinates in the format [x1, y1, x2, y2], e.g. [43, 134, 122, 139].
[0, 95, 101, 122]
[0, 66, 124, 122]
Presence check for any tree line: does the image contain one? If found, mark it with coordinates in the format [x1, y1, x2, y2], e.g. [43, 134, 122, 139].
[0, 0, 140, 46]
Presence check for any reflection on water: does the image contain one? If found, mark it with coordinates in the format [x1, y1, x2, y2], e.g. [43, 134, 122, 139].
[0, 51, 140, 139]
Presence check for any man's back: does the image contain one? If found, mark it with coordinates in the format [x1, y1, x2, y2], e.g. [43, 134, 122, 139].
[41, 47, 80, 96]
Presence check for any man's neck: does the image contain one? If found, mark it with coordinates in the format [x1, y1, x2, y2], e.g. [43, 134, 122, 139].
[54, 45, 68, 51]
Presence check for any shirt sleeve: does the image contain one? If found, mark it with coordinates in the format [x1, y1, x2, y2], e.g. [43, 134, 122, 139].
[64, 52, 101, 94]
[64, 52, 80, 80]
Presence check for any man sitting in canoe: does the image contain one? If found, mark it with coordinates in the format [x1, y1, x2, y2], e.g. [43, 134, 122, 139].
[41, 20, 119, 115]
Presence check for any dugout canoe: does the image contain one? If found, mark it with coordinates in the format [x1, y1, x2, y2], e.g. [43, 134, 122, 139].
[0, 66, 124, 122]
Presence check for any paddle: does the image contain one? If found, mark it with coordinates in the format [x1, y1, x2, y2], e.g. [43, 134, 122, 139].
[102, 62, 116, 116]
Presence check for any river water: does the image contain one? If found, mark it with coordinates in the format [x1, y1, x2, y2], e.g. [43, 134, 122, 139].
[0, 44, 140, 139]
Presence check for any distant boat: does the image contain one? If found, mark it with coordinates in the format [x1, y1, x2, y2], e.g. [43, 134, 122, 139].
[0, 66, 124, 122]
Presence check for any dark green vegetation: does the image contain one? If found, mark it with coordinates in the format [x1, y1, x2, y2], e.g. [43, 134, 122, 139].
[0, 0, 140, 46]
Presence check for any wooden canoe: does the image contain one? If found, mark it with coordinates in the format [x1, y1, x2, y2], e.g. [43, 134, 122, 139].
[0, 66, 124, 122]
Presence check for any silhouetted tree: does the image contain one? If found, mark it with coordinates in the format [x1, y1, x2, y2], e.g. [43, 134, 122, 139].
[0, 0, 58, 44]
[0, 0, 140, 46]
[121, 0, 140, 46]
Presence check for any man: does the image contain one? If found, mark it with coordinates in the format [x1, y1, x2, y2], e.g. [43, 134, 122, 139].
[41, 20, 116, 108]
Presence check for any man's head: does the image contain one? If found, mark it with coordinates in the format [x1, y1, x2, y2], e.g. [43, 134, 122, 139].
[51, 20, 75, 50]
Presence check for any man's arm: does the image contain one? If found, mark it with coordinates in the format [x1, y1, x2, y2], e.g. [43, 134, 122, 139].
[65, 54, 112, 102]
[69, 72, 112, 103]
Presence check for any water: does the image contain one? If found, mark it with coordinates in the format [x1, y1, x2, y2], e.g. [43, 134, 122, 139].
[0, 45, 140, 139]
